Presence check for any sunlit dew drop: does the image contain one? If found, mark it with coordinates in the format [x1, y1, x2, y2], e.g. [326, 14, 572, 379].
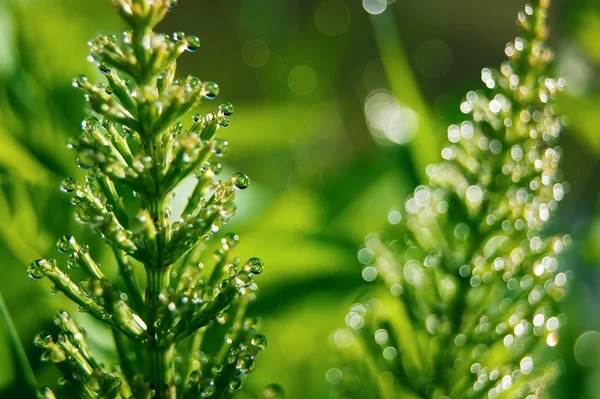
[363, 0, 386, 15]
[547, 332, 559, 347]
[314, 0, 351, 36]
[242, 39, 270, 68]
[288, 65, 318, 95]
[263, 383, 285, 398]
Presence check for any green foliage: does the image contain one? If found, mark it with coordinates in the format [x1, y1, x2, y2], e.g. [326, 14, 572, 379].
[25, 1, 269, 398]
[331, 2, 571, 398]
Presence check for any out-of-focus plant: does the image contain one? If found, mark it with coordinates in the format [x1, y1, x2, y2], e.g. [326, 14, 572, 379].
[330, 1, 571, 398]
[24, 1, 270, 398]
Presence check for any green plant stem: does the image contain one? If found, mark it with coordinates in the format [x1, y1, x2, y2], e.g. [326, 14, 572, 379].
[0, 292, 38, 398]
[146, 266, 174, 398]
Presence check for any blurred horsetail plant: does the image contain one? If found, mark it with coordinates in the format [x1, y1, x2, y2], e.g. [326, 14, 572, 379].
[331, 1, 571, 398]
[26, 1, 272, 398]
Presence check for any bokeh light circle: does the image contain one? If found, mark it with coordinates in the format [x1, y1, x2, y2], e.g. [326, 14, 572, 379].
[363, 0, 386, 15]
[574, 331, 600, 368]
[288, 65, 318, 95]
[314, 0, 351, 36]
[241, 39, 270, 68]
[364, 89, 419, 145]
[415, 39, 454, 78]
[305, 102, 341, 137]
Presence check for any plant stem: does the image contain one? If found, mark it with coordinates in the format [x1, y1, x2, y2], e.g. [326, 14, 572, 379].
[146, 266, 174, 398]
[0, 292, 38, 397]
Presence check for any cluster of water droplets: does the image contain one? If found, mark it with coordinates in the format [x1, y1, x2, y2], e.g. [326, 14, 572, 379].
[34, 311, 124, 398]
[331, 4, 570, 399]
[29, 0, 274, 397]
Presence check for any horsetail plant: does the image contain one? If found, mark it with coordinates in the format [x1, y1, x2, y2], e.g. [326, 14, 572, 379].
[27, 1, 269, 398]
[331, 1, 570, 398]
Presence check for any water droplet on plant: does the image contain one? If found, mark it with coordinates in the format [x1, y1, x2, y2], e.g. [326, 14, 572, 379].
[203, 81, 219, 99]
[201, 380, 216, 396]
[218, 102, 234, 117]
[58, 376, 68, 385]
[57, 236, 73, 254]
[34, 331, 53, 347]
[27, 260, 47, 280]
[233, 173, 250, 190]
[243, 316, 263, 331]
[263, 383, 285, 398]
[228, 376, 243, 392]
[72, 75, 88, 88]
[187, 36, 200, 52]
[60, 177, 77, 193]
[218, 117, 229, 127]
[173, 31, 186, 42]
[213, 139, 229, 157]
[243, 257, 264, 274]
[98, 63, 111, 75]
[237, 354, 255, 373]
[222, 233, 239, 250]
[251, 334, 267, 350]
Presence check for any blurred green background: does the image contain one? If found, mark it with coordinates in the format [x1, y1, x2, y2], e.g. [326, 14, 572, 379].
[0, 0, 599, 398]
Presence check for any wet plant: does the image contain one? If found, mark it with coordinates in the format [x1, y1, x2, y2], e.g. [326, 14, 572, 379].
[26, 1, 270, 398]
[331, 1, 571, 398]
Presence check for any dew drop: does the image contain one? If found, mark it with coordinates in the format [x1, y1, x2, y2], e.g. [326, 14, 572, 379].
[218, 117, 230, 127]
[202, 81, 219, 99]
[243, 257, 264, 275]
[228, 376, 243, 392]
[233, 173, 250, 190]
[60, 177, 77, 193]
[34, 331, 53, 347]
[222, 233, 240, 250]
[173, 31, 186, 42]
[218, 102, 235, 117]
[27, 260, 47, 280]
[236, 354, 255, 373]
[98, 63, 111, 75]
[251, 334, 267, 350]
[57, 236, 73, 254]
[187, 36, 200, 52]
[263, 383, 285, 398]
[72, 75, 88, 89]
